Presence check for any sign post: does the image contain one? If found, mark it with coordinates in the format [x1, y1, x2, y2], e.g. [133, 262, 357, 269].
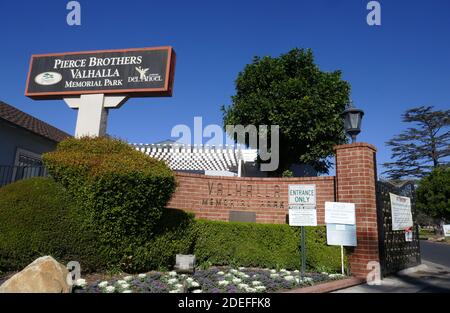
[325, 202, 357, 275]
[288, 184, 316, 278]
[25, 46, 176, 137]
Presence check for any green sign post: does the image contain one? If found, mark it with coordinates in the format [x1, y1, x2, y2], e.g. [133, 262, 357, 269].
[288, 185, 317, 278]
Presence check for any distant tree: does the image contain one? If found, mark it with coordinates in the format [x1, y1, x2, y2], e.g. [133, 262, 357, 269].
[383, 106, 450, 179]
[416, 167, 450, 222]
[222, 48, 350, 175]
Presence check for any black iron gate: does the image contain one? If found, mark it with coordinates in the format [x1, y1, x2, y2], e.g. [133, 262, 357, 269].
[376, 180, 421, 277]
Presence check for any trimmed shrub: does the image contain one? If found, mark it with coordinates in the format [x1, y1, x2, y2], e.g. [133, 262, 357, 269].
[43, 137, 176, 266]
[0, 177, 104, 272]
[194, 220, 343, 273]
[125, 209, 197, 272]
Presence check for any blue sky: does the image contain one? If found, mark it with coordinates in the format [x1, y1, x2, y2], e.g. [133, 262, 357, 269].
[0, 0, 449, 174]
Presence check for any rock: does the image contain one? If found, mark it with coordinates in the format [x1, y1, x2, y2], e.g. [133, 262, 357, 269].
[0, 256, 71, 293]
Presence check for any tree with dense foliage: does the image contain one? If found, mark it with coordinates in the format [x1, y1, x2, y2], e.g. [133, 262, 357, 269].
[383, 106, 449, 179]
[222, 48, 350, 175]
[416, 167, 450, 222]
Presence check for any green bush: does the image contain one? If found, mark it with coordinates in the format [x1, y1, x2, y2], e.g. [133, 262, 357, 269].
[0, 177, 104, 272]
[417, 167, 450, 222]
[125, 209, 197, 272]
[43, 137, 176, 266]
[194, 220, 343, 273]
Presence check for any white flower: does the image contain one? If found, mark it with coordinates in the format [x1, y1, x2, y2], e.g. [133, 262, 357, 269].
[252, 281, 262, 286]
[169, 289, 181, 293]
[245, 287, 256, 293]
[168, 271, 177, 277]
[138, 274, 146, 279]
[98, 281, 109, 288]
[224, 273, 234, 278]
[238, 267, 246, 270]
[105, 286, 115, 293]
[232, 278, 242, 284]
[192, 289, 203, 293]
[329, 273, 344, 279]
[284, 275, 294, 281]
[293, 270, 299, 273]
[216, 271, 225, 275]
[295, 278, 300, 284]
[270, 273, 279, 278]
[122, 290, 132, 293]
[123, 276, 133, 282]
[218, 280, 229, 286]
[270, 269, 277, 273]
[230, 269, 239, 274]
[75, 278, 87, 288]
[255, 286, 266, 292]
[119, 283, 130, 289]
[186, 277, 194, 283]
[304, 277, 313, 283]
[321, 272, 328, 275]
[175, 283, 184, 289]
[168, 278, 178, 284]
[238, 283, 249, 289]
[280, 268, 287, 272]
[180, 274, 187, 278]
[190, 281, 200, 288]
[117, 280, 126, 285]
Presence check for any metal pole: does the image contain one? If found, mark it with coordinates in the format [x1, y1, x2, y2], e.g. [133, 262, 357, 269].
[301, 226, 306, 278]
[341, 245, 344, 275]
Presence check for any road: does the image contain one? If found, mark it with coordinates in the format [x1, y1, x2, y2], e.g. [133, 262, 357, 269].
[420, 240, 450, 267]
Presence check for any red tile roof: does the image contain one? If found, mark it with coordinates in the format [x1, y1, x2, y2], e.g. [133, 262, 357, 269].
[0, 101, 71, 142]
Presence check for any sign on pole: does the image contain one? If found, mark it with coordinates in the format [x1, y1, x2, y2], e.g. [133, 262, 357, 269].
[326, 223, 357, 247]
[25, 46, 176, 99]
[25, 46, 176, 138]
[289, 185, 316, 206]
[325, 202, 356, 225]
[443, 225, 450, 237]
[389, 193, 413, 231]
[288, 184, 317, 278]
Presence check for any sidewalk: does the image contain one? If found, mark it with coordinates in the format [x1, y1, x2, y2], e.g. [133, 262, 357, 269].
[334, 261, 450, 293]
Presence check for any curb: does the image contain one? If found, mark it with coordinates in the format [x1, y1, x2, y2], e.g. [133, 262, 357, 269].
[284, 277, 365, 293]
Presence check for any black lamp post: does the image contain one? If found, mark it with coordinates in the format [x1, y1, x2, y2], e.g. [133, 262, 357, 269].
[343, 101, 364, 143]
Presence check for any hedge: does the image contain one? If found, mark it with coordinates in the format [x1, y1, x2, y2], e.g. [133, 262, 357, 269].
[43, 137, 176, 266]
[194, 220, 343, 273]
[0, 177, 105, 272]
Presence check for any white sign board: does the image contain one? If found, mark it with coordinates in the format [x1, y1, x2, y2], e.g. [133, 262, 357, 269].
[288, 185, 316, 206]
[325, 202, 356, 225]
[443, 225, 450, 237]
[289, 206, 317, 226]
[390, 193, 413, 231]
[326, 223, 357, 247]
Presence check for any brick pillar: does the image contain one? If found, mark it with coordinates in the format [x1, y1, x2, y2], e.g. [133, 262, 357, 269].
[334, 143, 379, 279]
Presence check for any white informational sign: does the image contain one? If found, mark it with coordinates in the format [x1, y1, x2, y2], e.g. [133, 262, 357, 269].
[326, 223, 357, 247]
[325, 202, 356, 225]
[390, 193, 413, 231]
[405, 231, 413, 242]
[288, 185, 316, 206]
[288, 206, 317, 226]
[443, 225, 450, 237]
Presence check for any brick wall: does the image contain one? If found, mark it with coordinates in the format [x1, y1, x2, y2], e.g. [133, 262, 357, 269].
[168, 174, 335, 224]
[334, 143, 379, 278]
[167, 142, 380, 280]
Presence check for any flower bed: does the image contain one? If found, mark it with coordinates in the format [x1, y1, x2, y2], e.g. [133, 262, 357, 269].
[73, 267, 346, 293]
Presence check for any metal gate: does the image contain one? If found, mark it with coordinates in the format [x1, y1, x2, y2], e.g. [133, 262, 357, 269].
[376, 180, 421, 277]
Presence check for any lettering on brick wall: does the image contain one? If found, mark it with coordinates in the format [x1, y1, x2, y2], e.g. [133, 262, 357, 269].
[201, 182, 284, 209]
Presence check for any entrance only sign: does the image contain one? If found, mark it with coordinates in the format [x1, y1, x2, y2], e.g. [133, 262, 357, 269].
[288, 184, 317, 227]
